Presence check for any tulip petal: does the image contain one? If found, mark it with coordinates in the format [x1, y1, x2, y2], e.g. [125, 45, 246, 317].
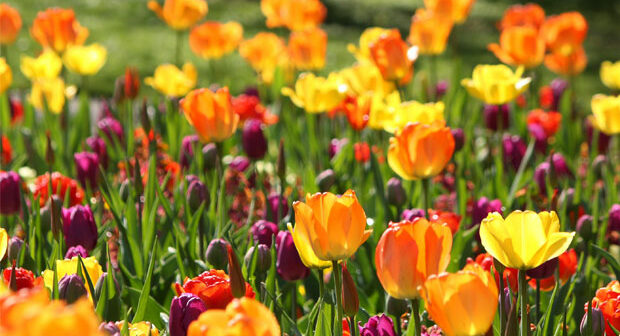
[480, 212, 521, 268]
[292, 201, 328, 261]
[529, 232, 575, 268]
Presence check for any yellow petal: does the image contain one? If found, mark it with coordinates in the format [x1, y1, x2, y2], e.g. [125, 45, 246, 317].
[0, 228, 7, 261]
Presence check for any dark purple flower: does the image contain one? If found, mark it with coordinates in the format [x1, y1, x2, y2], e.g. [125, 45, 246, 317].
[7, 236, 25, 261]
[275, 231, 309, 281]
[251, 220, 279, 247]
[526, 257, 559, 279]
[552, 153, 572, 177]
[502, 135, 527, 170]
[86, 136, 108, 169]
[186, 179, 209, 213]
[267, 193, 289, 223]
[386, 178, 406, 207]
[608, 204, 620, 244]
[472, 197, 502, 226]
[329, 138, 348, 159]
[97, 115, 124, 144]
[180, 135, 199, 170]
[75, 152, 99, 190]
[244, 87, 259, 97]
[242, 119, 268, 160]
[585, 118, 611, 153]
[0, 171, 21, 215]
[99, 322, 120, 336]
[62, 205, 98, 251]
[169, 293, 207, 336]
[401, 208, 425, 221]
[534, 162, 551, 194]
[65, 245, 89, 259]
[358, 314, 396, 336]
[230, 156, 250, 172]
[550, 78, 568, 111]
[58, 274, 87, 303]
[316, 169, 337, 191]
[244, 244, 272, 274]
[483, 104, 510, 131]
[451, 128, 465, 152]
[201, 143, 218, 170]
[421, 325, 443, 336]
[580, 306, 605, 336]
[435, 80, 448, 100]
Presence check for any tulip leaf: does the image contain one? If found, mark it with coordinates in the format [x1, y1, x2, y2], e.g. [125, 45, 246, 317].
[590, 244, 620, 280]
[78, 255, 98, 307]
[315, 301, 332, 336]
[125, 287, 166, 329]
[132, 241, 157, 323]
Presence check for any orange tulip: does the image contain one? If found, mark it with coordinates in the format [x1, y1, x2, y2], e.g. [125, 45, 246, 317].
[261, 0, 326, 31]
[544, 46, 587, 76]
[288, 27, 327, 70]
[239, 32, 288, 83]
[421, 263, 498, 336]
[347, 27, 391, 63]
[369, 29, 417, 85]
[408, 9, 454, 55]
[30, 8, 88, 53]
[189, 21, 243, 59]
[526, 109, 562, 138]
[375, 218, 452, 299]
[187, 298, 280, 336]
[387, 122, 455, 181]
[0, 4, 21, 45]
[181, 87, 239, 142]
[498, 3, 545, 31]
[488, 26, 545, 68]
[423, 0, 475, 24]
[147, 0, 207, 31]
[331, 94, 371, 131]
[541, 12, 587, 55]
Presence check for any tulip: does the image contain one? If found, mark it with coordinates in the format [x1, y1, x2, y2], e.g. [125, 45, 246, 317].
[186, 179, 209, 213]
[175, 269, 255, 309]
[115, 322, 160, 336]
[421, 263, 498, 336]
[86, 136, 108, 169]
[65, 245, 89, 259]
[329, 138, 348, 159]
[239, 32, 290, 84]
[386, 178, 406, 207]
[276, 230, 311, 280]
[369, 29, 417, 85]
[179, 135, 199, 170]
[63, 43, 107, 76]
[99, 322, 121, 336]
[62, 205, 98, 251]
[267, 193, 289, 224]
[97, 115, 124, 145]
[187, 298, 280, 336]
[461, 64, 531, 105]
[590, 94, 620, 135]
[600, 60, 620, 90]
[580, 307, 605, 336]
[341, 263, 359, 318]
[29, 77, 66, 114]
[181, 87, 239, 142]
[544, 46, 587, 76]
[338, 57, 394, 98]
[169, 293, 207, 336]
[20, 50, 62, 80]
[7, 236, 25, 262]
[232, 93, 278, 125]
[542, 12, 587, 55]
[58, 274, 87, 304]
[502, 134, 526, 170]
[488, 26, 545, 68]
[499, 3, 545, 31]
[482, 104, 510, 131]
[145, 63, 197, 97]
[148, 0, 207, 31]
[227, 245, 246, 299]
[526, 257, 558, 279]
[242, 119, 268, 160]
[74, 152, 99, 190]
[0, 171, 21, 215]
[472, 197, 502, 227]
[529, 249, 577, 291]
[527, 109, 562, 138]
[401, 208, 425, 221]
[408, 9, 453, 55]
[585, 119, 611, 154]
[387, 122, 455, 181]
[251, 220, 279, 247]
[282, 72, 347, 113]
[381, 100, 445, 133]
[123, 67, 140, 100]
[0, 228, 7, 262]
[331, 95, 371, 131]
[316, 169, 337, 192]
[288, 27, 327, 70]
[205, 238, 230, 270]
[586, 280, 620, 336]
[0, 58, 11, 94]
[261, 0, 326, 31]
[189, 21, 243, 59]
[244, 244, 272, 276]
[376, 218, 452, 299]
[201, 143, 218, 170]
[608, 205, 620, 245]
[2, 267, 42, 290]
[30, 8, 88, 53]
[42, 256, 103, 297]
[359, 314, 397, 336]
[0, 4, 21, 45]
[424, 0, 475, 24]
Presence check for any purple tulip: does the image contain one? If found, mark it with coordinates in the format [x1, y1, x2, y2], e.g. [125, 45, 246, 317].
[386, 178, 406, 207]
[97, 116, 124, 144]
[7, 236, 25, 261]
[267, 193, 289, 223]
[242, 119, 268, 160]
[186, 179, 209, 213]
[251, 220, 279, 247]
[0, 171, 21, 215]
[99, 322, 120, 336]
[502, 135, 527, 171]
[580, 306, 605, 336]
[534, 162, 551, 194]
[358, 314, 396, 336]
[62, 205, 98, 251]
[65, 245, 89, 259]
[75, 152, 99, 190]
[472, 197, 502, 226]
[86, 136, 108, 169]
[401, 208, 425, 221]
[180, 135, 199, 170]
[201, 143, 218, 170]
[169, 293, 207, 336]
[608, 204, 620, 244]
[205, 238, 230, 270]
[58, 274, 87, 303]
[275, 231, 309, 281]
[526, 257, 559, 279]
[483, 104, 510, 131]
[329, 138, 348, 159]
[528, 123, 548, 154]
[451, 128, 465, 152]
[435, 80, 448, 100]
[552, 153, 572, 177]
[230, 156, 250, 172]
[550, 78, 568, 111]
[421, 325, 443, 336]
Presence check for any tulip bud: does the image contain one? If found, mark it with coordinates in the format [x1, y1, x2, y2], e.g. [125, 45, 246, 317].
[112, 77, 125, 104]
[58, 274, 87, 303]
[41, 195, 63, 237]
[65, 245, 89, 259]
[140, 98, 151, 134]
[608, 204, 620, 244]
[94, 272, 121, 301]
[329, 138, 347, 159]
[242, 119, 268, 160]
[435, 80, 448, 100]
[552, 153, 572, 177]
[201, 143, 218, 171]
[483, 104, 510, 131]
[74, 152, 100, 190]
[472, 197, 503, 226]
[451, 128, 465, 152]
[580, 306, 605, 336]
[316, 169, 336, 192]
[251, 220, 278, 248]
[576, 215, 594, 241]
[86, 136, 108, 169]
[244, 244, 272, 275]
[124, 67, 140, 100]
[401, 208, 425, 221]
[359, 314, 396, 336]
[7, 236, 25, 261]
[585, 118, 611, 153]
[0, 171, 21, 215]
[180, 135, 199, 170]
[502, 287, 513, 317]
[277, 139, 285, 181]
[267, 193, 289, 223]
[341, 264, 359, 318]
[550, 79, 568, 110]
[99, 322, 120, 336]
[206, 238, 230, 270]
[227, 245, 246, 299]
[502, 135, 527, 171]
[386, 178, 406, 207]
[534, 162, 551, 194]
[45, 132, 54, 166]
[526, 257, 558, 279]
[97, 116, 124, 144]
[591, 155, 607, 178]
[528, 123, 548, 154]
[230, 156, 250, 172]
[386, 295, 408, 317]
[557, 188, 575, 211]
[62, 205, 98, 251]
[275, 231, 310, 281]
[169, 293, 207, 336]
[186, 179, 209, 213]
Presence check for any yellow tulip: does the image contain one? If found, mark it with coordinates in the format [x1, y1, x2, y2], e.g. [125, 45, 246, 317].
[601, 61, 620, 90]
[145, 63, 197, 97]
[461, 64, 531, 105]
[383, 100, 445, 133]
[0, 228, 7, 262]
[480, 210, 575, 270]
[21, 51, 62, 80]
[291, 190, 372, 261]
[63, 43, 107, 76]
[30, 77, 66, 114]
[115, 321, 160, 336]
[590, 94, 620, 135]
[281, 72, 347, 113]
[347, 27, 391, 63]
[368, 91, 401, 130]
[338, 63, 395, 98]
[0, 58, 11, 94]
[42, 257, 104, 296]
[287, 223, 331, 269]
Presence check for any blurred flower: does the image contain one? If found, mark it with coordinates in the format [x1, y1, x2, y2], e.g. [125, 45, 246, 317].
[316, 169, 336, 192]
[58, 274, 87, 304]
[187, 179, 209, 214]
[267, 193, 289, 223]
[189, 21, 243, 59]
[0, 4, 21, 45]
[3, 267, 43, 290]
[421, 263, 498, 336]
[0, 230, 7, 261]
[206, 239, 230, 270]
[42, 256, 103, 297]
[33, 172, 85, 207]
[480, 210, 575, 269]
[20, 50, 62, 80]
[0, 171, 21, 215]
[63, 43, 107, 75]
[382, 100, 445, 133]
[115, 321, 160, 336]
[174, 270, 255, 309]
[124, 67, 140, 99]
[281, 72, 347, 113]
[329, 138, 348, 159]
[251, 220, 279, 247]
[488, 26, 545, 68]
[288, 27, 327, 70]
[229, 156, 250, 172]
[608, 204, 620, 245]
[499, 3, 545, 31]
[291, 190, 371, 261]
[527, 109, 562, 138]
[354, 142, 370, 163]
[338, 63, 395, 99]
[472, 197, 502, 227]
[65, 245, 89, 259]
[0, 136, 10, 166]
[148, 0, 207, 30]
[590, 94, 620, 135]
[544, 46, 587, 76]
[31, 8, 88, 53]
[358, 314, 396, 336]
[348, 27, 391, 63]
[502, 134, 526, 170]
[170, 293, 207, 336]
[586, 280, 620, 336]
[63, 205, 98, 251]
[461, 64, 531, 105]
[261, 0, 326, 31]
[7, 236, 25, 260]
[601, 60, 620, 90]
[74, 152, 99, 190]
[242, 119, 268, 159]
[9, 97, 23, 125]
[29, 77, 66, 114]
[376, 218, 452, 299]
[408, 8, 453, 55]
[276, 230, 310, 280]
[429, 209, 461, 235]
[181, 87, 239, 142]
[97, 115, 124, 144]
[401, 208, 426, 221]
[424, 0, 475, 24]
[331, 95, 371, 131]
[187, 297, 280, 336]
[386, 178, 407, 207]
[482, 104, 510, 131]
[0, 58, 10, 94]
[239, 32, 288, 84]
[529, 249, 577, 291]
[244, 244, 271, 275]
[341, 263, 359, 317]
[525, 256, 558, 280]
[471, 253, 518, 291]
[232, 94, 278, 125]
[145, 63, 196, 97]
[542, 12, 587, 55]
[451, 128, 464, 151]
[179, 135, 199, 170]
[369, 29, 417, 85]
[387, 122, 454, 181]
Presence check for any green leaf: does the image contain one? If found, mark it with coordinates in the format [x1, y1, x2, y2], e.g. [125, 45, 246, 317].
[132, 241, 157, 323]
[590, 244, 620, 280]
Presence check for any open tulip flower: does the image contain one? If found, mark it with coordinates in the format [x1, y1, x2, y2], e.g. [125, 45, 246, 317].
[461, 64, 531, 105]
[30, 8, 88, 53]
[181, 87, 239, 142]
[347, 27, 391, 63]
[281, 72, 347, 113]
[288, 27, 328, 71]
[369, 29, 417, 86]
[260, 0, 326, 32]
[63, 43, 107, 76]
[145, 63, 197, 97]
[0, 4, 22, 45]
[20, 50, 62, 80]
[408, 8, 454, 55]
[488, 26, 545, 68]
[601, 60, 620, 90]
[424, 0, 475, 25]
[189, 21, 243, 60]
[148, 0, 207, 31]
[590, 94, 620, 135]
[498, 3, 545, 31]
[0, 58, 11, 94]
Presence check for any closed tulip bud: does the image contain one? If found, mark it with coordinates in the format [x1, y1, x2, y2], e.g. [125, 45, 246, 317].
[45, 132, 54, 165]
[41, 195, 63, 237]
[65, 245, 89, 259]
[386, 178, 406, 207]
[386, 295, 409, 317]
[74, 152, 100, 190]
[227, 245, 246, 298]
[576, 214, 594, 241]
[94, 272, 120, 301]
[585, 118, 611, 154]
[608, 205, 620, 243]
[7, 236, 25, 261]
[592, 155, 608, 179]
[201, 143, 218, 170]
[275, 231, 310, 281]
[552, 153, 572, 177]
[535, 162, 551, 194]
[62, 205, 98, 251]
[277, 139, 286, 181]
[450, 128, 465, 152]
[206, 238, 230, 270]
[557, 188, 575, 211]
[180, 135, 199, 170]
[86, 136, 108, 169]
[341, 264, 359, 317]
[0, 171, 21, 215]
[97, 115, 124, 144]
[169, 293, 207, 336]
[251, 220, 278, 247]
[244, 244, 272, 275]
[267, 193, 289, 223]
[242, 119, 268, 160]
[483, 104, 511, 131]
[58, 274, 87, 303]
[186, 179, 209, 213]
[359, 314, 397, 336]
[99, 322, 120, 336]
[526, 257, 559, 279]
[580, 307, 605, 336]
[502, 135, 527, 171]
[316, 169, 336, 192]
[230, 156, 250, 172]
[124, 67, 140, 100]
[119, 180, 131, 202]
[113, 77, 125, 103]
[401, 208, 425, 221]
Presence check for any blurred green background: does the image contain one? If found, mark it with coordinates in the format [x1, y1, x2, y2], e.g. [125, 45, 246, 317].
[3, 0, 620, 100]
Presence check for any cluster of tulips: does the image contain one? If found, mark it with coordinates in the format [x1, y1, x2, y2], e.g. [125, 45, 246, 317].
[0, 0, 619, 335]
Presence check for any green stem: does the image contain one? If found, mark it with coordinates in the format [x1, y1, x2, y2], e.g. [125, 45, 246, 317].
[518, 270, 528, 336]
[318, 268, 325, 298]
[406, 299, 421, 336]
[333, 260, 343, 336]
[421, 178, 430, 219]
[175, 30, 183, 67]
[291, 282, 297, 326]
[498, 272, 505, 335]
[430, 55, 438, 100]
